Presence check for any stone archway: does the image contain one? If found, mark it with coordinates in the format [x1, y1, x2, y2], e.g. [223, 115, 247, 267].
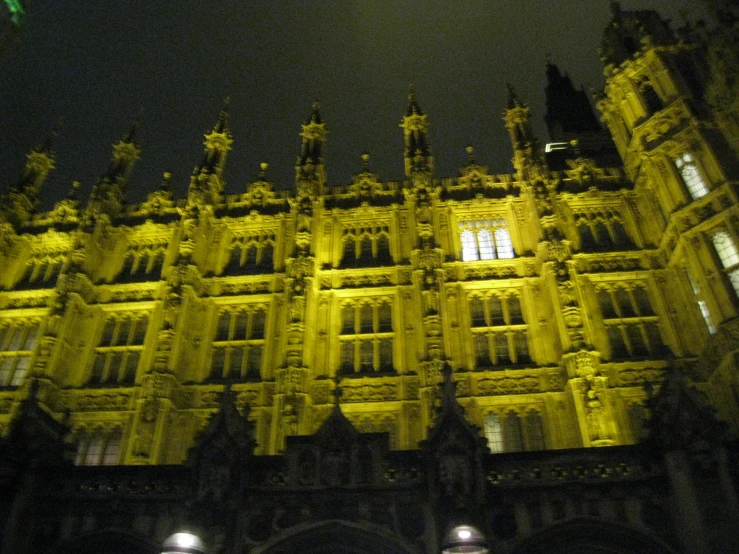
[48, 530, 159, 554]
[256, 520, 417, 554]
[510, 518, 676, 554]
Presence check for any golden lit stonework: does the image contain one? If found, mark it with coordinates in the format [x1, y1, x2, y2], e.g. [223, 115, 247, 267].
[1, 4, 739, 552]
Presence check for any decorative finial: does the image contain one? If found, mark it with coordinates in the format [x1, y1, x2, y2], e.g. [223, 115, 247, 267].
[67, 180, 81, 200]
[160, 171, 172, 190]
[361, 152, 370, 172]
[466, 145, 475, 164]
[259, 161, 269, 179]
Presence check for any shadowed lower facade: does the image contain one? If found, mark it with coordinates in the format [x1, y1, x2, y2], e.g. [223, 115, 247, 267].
[2, 3, 739, 553]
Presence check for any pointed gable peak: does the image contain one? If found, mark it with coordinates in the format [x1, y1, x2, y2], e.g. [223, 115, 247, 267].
[645, 369, 727, 451]
[187, 382, 256, 464]
[423, 363, 485, 450]
[313, 378, 359, 447]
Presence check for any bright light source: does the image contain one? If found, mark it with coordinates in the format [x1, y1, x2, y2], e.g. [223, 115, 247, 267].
[442, 525, 487, 554]
[545, 142, 569, 152]
[161, 532, 205, 554]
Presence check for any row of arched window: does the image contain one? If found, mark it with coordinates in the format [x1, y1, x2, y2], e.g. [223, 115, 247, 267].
[483, 411, 546, 453]
[75, 428, 123, 465]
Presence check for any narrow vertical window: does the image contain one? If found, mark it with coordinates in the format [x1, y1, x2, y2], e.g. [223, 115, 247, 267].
[505, 412, 524, 452]
[712, 230, 739, 297]
[477, 228, 495, 260]
[102, 429, 123, 465]
[495, 227, 514, 259]
[675, 153, 709, 200]
[484, 414, 504, 453]
[525, 411, 546, 451]
[460, 228, 478, 261]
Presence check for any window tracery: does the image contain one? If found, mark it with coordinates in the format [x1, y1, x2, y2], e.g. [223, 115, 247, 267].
[0, 320, 39, 387]
[458, 219, 513, 261]
[340, 225, 392, 267]
[711, 230, 739, 297]
[75, 427, 124, 466]
[469, 292, 529, 368]
[483, 409, 545, 453]
[595, 283, 666, 359]
[224, 233, 276, 275]
[118, 244, 166, 282]
[574, 209, 631, 251]
[90, 313, 149, 384]
[686, 268, 716, 334]
[209, 306, 267, 381]
[674, 152, 709, 200]
[15, 253, 66, 289]
[339, 298, 393, 374]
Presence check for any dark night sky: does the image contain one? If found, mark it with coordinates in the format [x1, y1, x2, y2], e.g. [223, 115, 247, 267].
[0, 1, 712, 208]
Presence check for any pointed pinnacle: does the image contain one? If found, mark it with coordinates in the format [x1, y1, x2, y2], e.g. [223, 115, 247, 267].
[121, 121, 140, 145]
[406, 84, 423, 116]
[213, 97, 230, 134]
[506, 83, 523, 110]
[67, 180, 81, 200]
[308, 99, 322, 124]
[36, 118, 63, 155]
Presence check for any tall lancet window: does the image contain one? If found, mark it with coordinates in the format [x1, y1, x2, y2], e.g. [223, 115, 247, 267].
[459, 219, 514, 261]
[674, 153, 709, 200]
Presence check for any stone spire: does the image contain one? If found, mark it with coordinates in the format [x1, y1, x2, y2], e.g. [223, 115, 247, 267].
[401, 86, 433, 178]
[1, 126, 58, 227]
[87, 122, 141, 221]
[295, 100, 328, 196]
[187, 100, 233, 211]
[196, 98, 233, 177]
[503, 85, 545, 181]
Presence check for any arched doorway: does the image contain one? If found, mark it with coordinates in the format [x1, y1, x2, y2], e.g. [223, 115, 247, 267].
[511, 518, 676, 554]
[257, 520, 416, 554]
[48, 530, 159, 554]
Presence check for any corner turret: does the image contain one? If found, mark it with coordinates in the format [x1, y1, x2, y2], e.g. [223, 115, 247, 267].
[600, 2, 675, 71]
[295, 100, 328, 197]
[503, 85, 545, 181]
[187, 100, 233, 211]
[87, 122, 141, 221]
[0, 126, 57, 227]
[401, 87, 433, 179]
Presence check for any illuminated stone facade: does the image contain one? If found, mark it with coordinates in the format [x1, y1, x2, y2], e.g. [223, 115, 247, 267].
[1, 4, 739, 554]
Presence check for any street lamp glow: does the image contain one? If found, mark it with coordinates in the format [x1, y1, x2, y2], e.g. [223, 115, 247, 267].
[161, 532, 206, 554]
[442, 525, 488, 554]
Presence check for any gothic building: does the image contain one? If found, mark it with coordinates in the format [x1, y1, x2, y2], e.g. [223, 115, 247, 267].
[1, 3, 739, 553]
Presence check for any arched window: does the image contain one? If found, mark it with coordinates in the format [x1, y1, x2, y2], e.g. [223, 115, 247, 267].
[84, 433, 105, 465]
[675, 152, 709, 200]
[484, 413, 503, 453]
[628, 403, 647, 443]
[495, 227, 514, 259]
[505, 412, 524, 452]
[103, 429, 123, 465]
[526, 411, 546, 451]
[460, 229, 478, 261]
[470, 297, 486, 327]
